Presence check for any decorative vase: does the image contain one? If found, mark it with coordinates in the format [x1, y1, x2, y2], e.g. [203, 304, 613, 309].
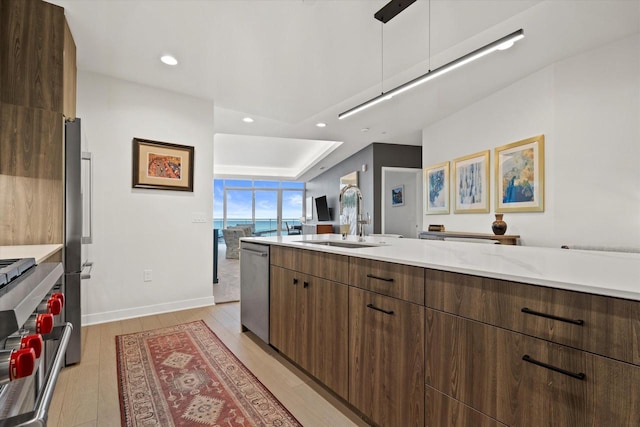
[492, 214, 507, 235]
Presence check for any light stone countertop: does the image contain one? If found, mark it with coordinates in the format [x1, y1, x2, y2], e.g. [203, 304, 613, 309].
[0, 244, 63, 264]
[241, 234, 640, 302]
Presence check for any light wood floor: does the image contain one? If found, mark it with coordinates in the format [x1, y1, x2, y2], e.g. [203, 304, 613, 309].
[48, 302, 369, 427]
[213, 244, 241, 303]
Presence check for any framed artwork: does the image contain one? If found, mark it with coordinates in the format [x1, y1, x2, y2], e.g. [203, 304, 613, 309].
[305, 196, 313, 220]
[132, 138, 194, 191]
[424, 161, 449, 215]
[391, 185, 404, 207]
[453, 150, 490, 213]
[495, 135, 544, 212]
[340, 171, 358, 190]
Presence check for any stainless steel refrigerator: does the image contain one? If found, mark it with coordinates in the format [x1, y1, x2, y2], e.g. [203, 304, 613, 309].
[64, 118, 82, 365]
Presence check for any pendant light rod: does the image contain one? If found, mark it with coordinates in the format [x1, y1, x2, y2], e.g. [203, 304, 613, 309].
[338, 29, 524, 120]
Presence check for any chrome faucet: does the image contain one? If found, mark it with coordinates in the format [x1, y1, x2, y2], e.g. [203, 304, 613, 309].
[339, 184, 371, 241]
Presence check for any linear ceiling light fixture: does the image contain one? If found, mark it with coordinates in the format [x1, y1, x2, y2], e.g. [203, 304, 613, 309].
[338, 29, 524, 120]
[374, 0, 417, 24]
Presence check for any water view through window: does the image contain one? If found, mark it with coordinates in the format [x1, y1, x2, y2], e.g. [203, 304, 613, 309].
[213, 179, 305, 237]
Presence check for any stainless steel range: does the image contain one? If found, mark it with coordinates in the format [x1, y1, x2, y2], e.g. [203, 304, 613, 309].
[0, 258, 72, 426]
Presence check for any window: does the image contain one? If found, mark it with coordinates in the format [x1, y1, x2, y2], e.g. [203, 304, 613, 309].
[213, 179, 305, 237]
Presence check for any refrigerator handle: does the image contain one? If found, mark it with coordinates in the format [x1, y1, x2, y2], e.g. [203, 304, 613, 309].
[80, 261, 93, 280]
[81, 152, 93, 244]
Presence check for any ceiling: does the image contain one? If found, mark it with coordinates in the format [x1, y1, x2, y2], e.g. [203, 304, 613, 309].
[50, 0, 640, 181]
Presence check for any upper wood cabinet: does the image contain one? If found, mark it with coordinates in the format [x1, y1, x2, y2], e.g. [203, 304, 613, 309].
[0, 0, 75, 246]
[0, 0, 65, 112]
[63, 18, 76, 119]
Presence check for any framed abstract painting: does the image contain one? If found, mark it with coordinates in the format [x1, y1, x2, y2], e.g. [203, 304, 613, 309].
[495, 135, 544, 212]
[424, 161, 449, 215]
[453, 150, 490, 213]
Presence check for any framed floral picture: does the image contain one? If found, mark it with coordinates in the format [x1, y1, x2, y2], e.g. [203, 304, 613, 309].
[424, 161, 449, 215]
[495, 135, 544, 212]
[132, 138, 194, 192]
[453, 150, 490, 213]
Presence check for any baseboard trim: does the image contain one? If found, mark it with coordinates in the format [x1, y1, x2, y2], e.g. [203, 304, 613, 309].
[81, 296, 217, 326]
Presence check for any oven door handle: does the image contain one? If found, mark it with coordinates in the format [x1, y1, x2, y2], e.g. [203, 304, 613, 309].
[12, 322, 73, 427]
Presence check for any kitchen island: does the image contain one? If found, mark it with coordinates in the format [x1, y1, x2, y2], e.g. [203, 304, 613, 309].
[241, 234, 640, 427]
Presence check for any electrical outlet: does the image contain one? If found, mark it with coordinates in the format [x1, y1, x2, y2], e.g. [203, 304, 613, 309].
[143, 269, 152, 282]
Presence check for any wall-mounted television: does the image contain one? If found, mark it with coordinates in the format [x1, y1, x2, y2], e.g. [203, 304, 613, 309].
[315, 195, 331, 221]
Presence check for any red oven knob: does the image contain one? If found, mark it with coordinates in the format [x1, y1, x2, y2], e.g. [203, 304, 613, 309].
[3, 334, 43, 359]
[51, 292, 65, 308]
[35, 314, 54, 334]
[46, 297, 62, 315]
[20, 334, 43, 359]
[24, 314, 54, 335]
[10, 348, 36, 380]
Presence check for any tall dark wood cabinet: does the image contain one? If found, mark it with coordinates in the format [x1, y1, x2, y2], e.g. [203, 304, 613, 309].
[349, 287, 425, 427]
[0, 0, 75, 246]
[269, 247, 349, 399]
[348, 258, 426, 426]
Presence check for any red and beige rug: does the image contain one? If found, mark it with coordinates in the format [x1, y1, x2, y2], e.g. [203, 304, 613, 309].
[116, 320, 301, 426]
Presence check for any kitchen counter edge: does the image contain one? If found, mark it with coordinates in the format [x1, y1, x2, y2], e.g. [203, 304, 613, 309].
[240, 235, 640, 302]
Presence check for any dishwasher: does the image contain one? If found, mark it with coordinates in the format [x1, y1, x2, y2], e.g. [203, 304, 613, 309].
[239, 241, 270, 343]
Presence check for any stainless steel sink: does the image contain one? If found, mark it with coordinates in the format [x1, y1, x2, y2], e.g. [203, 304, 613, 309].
[296, 240, 381, 248]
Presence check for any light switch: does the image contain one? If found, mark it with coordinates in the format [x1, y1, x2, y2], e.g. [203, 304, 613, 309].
[192, 212, 207, 223]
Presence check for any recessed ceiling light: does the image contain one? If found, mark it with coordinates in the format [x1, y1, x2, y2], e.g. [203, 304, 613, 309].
[361, 127, 370, 132]
[316, 122, 327, 128]
[160, 55, 178, 66]
[243, 117, 254, 123]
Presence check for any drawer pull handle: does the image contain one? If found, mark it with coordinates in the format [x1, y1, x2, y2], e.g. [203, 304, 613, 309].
[366, 303, 394, 315]
[522, 355, 586, 380]
[366, 274, 394, 282]
[293, 278, 298, 285]
[303, 281, 309, 288]
[521, 307, 584, 326]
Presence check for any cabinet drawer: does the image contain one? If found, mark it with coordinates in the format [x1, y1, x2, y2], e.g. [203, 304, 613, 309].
[425, 269, 640, 365]
[426, 309, 640, 427]
[426, 386, 507, 427]
[349, 257, 424, 304]
[270, 245, 349, 283]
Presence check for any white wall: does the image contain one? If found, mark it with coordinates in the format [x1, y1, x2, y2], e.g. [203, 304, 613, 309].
[422, 34, 640, 248]
[77, 71, 215, 324]
[382, 168, 422, 238]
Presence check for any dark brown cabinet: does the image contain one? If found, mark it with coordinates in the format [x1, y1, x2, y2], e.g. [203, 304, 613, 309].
[426, 387, 507, 427]
[349, 257, 425, 304]
[268, 246, 639, 426]
[426, 269, 640, 366]
[269, 262, 349, 399]
[269, 266, 297, 357]
[426, 308, 640, 427]
[349, 287, 425, 426]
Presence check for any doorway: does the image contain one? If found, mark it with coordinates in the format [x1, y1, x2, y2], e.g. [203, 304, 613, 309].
[380, 167, 423, 238]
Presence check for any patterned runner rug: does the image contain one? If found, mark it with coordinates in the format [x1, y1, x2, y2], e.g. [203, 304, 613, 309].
[116, 320, 301, 426]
